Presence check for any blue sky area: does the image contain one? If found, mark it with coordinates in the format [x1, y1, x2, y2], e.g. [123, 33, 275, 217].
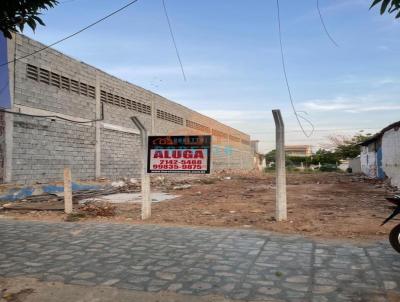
[20, 0, 400, 152]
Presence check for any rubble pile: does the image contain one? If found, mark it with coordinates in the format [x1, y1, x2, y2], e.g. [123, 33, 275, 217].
[350, 175, 398, 193]
[79, 202, 116, 217]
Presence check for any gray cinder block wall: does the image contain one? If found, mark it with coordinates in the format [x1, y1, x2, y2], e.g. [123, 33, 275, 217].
[4, 34, 253, 184]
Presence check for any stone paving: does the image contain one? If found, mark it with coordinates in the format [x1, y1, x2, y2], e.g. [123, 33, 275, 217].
[0, 220, 399, 302]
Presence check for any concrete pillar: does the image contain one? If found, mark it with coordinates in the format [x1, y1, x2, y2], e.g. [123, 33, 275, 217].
[63, 167, 73, 214]
[4, 34, 16, 183]
[151, 95, 155, 134]
[272, 109, 287, 221]
[131, 117, 151, 220]
[95, 72, 101, 178]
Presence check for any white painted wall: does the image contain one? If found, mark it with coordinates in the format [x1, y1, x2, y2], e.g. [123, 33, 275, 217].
[360, 146, 377, 178]
[382, 128, 400, 188]
[349, 157, 361, 173]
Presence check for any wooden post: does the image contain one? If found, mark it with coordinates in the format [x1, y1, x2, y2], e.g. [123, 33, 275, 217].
[63, 167, 73, 214]
[131, 117, 151, 220]
[272, 109, 287, 221]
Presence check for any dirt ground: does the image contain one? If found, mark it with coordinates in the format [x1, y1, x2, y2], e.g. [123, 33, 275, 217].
[1, 172, 398, 241]
[0, 277, 233, 302]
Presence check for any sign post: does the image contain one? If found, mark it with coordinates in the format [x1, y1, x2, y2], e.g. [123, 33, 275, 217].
[272, 109, 287, 221]
[131, 117, 151, 220]
[130, 117, 212, 220]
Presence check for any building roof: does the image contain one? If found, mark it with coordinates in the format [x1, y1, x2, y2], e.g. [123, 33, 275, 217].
[285, 145, 311, 151]
[359, 120, 400, 146]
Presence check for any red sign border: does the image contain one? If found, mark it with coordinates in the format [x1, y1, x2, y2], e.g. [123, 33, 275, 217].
[147, 135, 211, 174]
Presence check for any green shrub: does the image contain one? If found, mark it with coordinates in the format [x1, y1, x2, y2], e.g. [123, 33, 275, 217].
[264, 166, 275, 172]
[319, 164, 338, 172]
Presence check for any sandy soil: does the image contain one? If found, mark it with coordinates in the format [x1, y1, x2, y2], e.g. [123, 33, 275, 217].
[1, 172, 398, 241]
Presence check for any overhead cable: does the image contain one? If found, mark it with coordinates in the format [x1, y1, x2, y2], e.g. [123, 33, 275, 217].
[162, 0, 187, 81]
[316, 0, 339, 47]
[0, 0, 140, 67]
[275, 0, 314, 138]
[297, 112, 315, 137]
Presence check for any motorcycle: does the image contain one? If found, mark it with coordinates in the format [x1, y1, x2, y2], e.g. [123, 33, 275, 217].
[382, 195, 400, 253]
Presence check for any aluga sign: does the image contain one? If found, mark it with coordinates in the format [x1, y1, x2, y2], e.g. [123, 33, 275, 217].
[147, 136, 211, 174]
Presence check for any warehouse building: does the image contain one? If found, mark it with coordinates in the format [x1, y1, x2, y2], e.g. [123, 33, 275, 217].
[0, 34, 253, 184]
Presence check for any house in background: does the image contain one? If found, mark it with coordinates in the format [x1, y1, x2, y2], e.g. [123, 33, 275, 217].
[359, 121, 400, 188]
[251, 140, 266, 171]
[285, 145, 312, 157]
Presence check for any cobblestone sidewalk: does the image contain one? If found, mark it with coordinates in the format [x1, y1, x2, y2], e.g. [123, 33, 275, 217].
[0, 220, 399, 301]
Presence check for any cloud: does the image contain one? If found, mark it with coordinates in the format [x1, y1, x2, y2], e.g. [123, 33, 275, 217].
[346, 105, 400, 113]
[302, 97, 400, 113]
[337, 74, 400, 87]
[375, 77, 400, 86]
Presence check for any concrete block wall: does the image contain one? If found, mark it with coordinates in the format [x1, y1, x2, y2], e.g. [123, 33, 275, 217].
[102, 103, 151, 131]
[99, 73, 153, 131]
[5, 34, 253, 184]
[13, 35, 97, 120]
[100, 128, 141, 180]
[12, 116, 96, 183]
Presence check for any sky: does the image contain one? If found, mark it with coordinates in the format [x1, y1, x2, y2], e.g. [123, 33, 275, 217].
[20, 0, 400, 152]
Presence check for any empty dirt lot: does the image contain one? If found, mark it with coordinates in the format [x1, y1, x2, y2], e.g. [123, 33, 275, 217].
[1, 172, 398, 241]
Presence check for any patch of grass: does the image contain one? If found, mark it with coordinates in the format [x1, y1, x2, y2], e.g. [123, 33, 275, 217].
[275, 271, 283, 277]
[2, 288, 34, 301]
[64, 212, 86, 222]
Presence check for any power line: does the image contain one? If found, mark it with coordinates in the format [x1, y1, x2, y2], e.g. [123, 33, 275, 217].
[297, 112, 315, 136]
[0, 0, 140, 67]
[316, 0, 339, 47]
[275, 0, 314, 138]
[162, 0, 187, 81]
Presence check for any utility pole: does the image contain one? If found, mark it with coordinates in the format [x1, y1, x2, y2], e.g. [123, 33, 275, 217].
[131, 117, 151, 220]
[272, 109, 287, 221]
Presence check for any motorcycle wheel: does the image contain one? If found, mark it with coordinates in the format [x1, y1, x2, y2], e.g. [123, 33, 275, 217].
[389, 224, 400, 254]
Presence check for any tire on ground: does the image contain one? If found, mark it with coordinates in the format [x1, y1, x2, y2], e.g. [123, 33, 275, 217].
[389, 224, 400, 254]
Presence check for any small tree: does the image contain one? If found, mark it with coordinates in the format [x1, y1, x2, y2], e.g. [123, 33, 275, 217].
[370, 0, 400, 19]
[328, 132, 373, 160]
[1, 0, 58, 39]
[265, 149, 276, 163]
[311, 149, 339, 165]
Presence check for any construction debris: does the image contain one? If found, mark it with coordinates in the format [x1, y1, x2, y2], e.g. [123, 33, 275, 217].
[173, 184, 192, 190]
[2, 172, 399, 241]
[0, 187, 126, 211]
[111, 181, 126, 188]
[79, 203, 116, 217]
